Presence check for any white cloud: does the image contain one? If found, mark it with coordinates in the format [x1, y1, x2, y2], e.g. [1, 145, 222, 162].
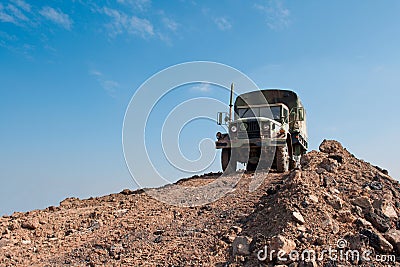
[101, 7, 154, 38]
[254, 0, 290, 30]
[191, 83, 212, 93]
[102, 80, 120, 93]
[90, 69, 102, 77]
[0, 2, 32, 26]
[7, 4, 28, 21]
[162, 17, 178, 32]
[129, 16, 154, 36]
[90, 69, 120, 97]
[117, 0, 151, 12]
[0, 30, 17, 41]
[39, 6, 73, 30]
[0, 33, 35, 59]
[214, 17, 232, 31]
[0, 4, 16, 24]
[11, 0, 31, 12]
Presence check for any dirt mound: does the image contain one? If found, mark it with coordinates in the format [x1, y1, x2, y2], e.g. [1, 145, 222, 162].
[1, 140, 399, 266]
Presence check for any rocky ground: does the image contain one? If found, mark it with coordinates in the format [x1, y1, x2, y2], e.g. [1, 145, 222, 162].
[1, 140, 400, 266]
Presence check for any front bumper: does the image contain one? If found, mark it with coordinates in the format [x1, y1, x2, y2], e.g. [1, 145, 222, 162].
[216, 137, 287, 149]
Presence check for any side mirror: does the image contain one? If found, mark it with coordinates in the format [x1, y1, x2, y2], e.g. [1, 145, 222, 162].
[297, 108, 304, 121]
[217, 112, 229, 125]
[289, 108, 305, 121]
[282, 109, 289, 123]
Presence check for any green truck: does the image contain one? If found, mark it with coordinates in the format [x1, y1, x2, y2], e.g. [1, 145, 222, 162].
[216, 86, 308, 173]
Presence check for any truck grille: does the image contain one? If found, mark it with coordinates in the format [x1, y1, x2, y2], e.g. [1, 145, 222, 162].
[238, 121, 260, 139]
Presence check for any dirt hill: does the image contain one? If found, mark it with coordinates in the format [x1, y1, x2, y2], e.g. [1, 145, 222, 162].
[1, 140, 399, 266]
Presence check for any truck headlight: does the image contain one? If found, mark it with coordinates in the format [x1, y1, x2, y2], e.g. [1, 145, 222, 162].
[262, 123, 270, 131]
[231, 125, 237, 132]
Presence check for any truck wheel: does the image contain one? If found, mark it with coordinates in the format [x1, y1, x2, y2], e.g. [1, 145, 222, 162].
[246, 162, 257, 172]
[221, 148, 236, 173]
[276, 144, 289, 172]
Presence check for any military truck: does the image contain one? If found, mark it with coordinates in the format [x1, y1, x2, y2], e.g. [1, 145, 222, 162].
[216, 86, 308, 173]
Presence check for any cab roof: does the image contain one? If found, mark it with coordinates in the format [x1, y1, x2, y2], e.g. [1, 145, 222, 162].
[235, 89, 303, 111]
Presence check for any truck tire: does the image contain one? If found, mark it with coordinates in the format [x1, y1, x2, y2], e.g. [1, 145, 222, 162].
[246, 162, 257, 172]
[276, 144, 289, 172]
[221, 148, 236, 173]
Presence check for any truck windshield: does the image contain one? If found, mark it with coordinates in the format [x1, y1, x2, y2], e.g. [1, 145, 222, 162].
[238, 106, 281, 120]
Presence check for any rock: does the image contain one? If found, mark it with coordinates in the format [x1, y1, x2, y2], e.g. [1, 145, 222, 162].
[297, 225, 307, 232]
[60, 197, 80, 207]
[319, 140, 345, 154]
[382, 204, 398, 219]
[230, 226, 242, 234]
[353, 206, 363, 217]
[337, 210, 356, 223]
[21, 219, 39, 230]
[21, 240, 31, 245]
[1, 227, 9, 235]
[364, 212, 390, 233]
[328, 154, 343, 163]
[344, 233, 369, 252]
[109, 243, 124, 257]
[360, 229, 393, 253]
[292, 212, 305, 225]
[0, 239, 9, 248]
[369, 181, 383, 190]
[153, 229, 164, 235]
[332, 222, 340, 234]
[325, 194, 343, 210]
[7, 220, 20, 231]
[114, 209, 129, 217]
[351, 196, 373, 211]
[200, 205, 212, 211]
[232, 236, 252, 256]
[322, 175, 336, 188]
[384, 229, 400, 253]
[320, 213, 340, 234]
[88, 220, 102, 231]
[355, 218, 372, 227]
[329, 188, 340, 195]
[308, 195, 319, 203]
[300, 153, 310, 167]
[46, 206, 59, 212]
[11, 212, 24, 219]
[222, 227, 242, 244]
[267, 187, 278, 195]
[65, 229, 75, 236]
[222, 232, 237, 243]
[319, 158, 339, 173]
[301, 200, 310, 208]
[120, 189, 133, 195]
[269, 235, 296, 256]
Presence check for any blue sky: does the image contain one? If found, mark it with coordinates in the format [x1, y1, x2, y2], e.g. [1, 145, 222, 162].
[1, 0, 400, 215]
